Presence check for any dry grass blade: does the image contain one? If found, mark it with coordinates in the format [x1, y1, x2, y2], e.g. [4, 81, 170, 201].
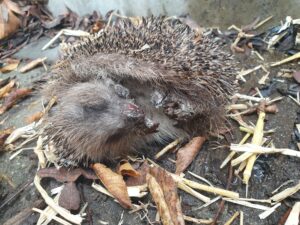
[220, 133, 251, 169]
[34, 176, 83, 224]
[32, 208, 72, 225]
[183, 215, 213, 224]
[155, 139, 180, 160]
[284, 202, 300, 225]
[271, 52, 300, 67]
[243, 101, 266, 184]
[92, 163, 132, 208]
[92, 182, 148, 198]
[259, 203, 281, 219]
[269, 181, 300, 203]
[223, 198, 271, 210]
[231, 144, 300, 158]
[34, 136, 46, 168]
[147, 173, 174, 225]
[175, 136, 206, 174]
[178, 181, 210, 203]
[224, 211, 240, 225]
[19, 57, 47, 73]
[5, 122, 36, 144]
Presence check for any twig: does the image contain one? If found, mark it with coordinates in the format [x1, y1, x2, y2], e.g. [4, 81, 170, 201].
[224, 211, 240, 225]
[154, 139, 180, 160]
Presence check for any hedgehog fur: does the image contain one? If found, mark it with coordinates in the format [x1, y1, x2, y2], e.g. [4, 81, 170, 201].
[42, 16, 237, 166]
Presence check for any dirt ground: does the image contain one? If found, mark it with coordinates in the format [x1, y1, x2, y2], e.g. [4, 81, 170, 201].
[1, 7, 300, 225]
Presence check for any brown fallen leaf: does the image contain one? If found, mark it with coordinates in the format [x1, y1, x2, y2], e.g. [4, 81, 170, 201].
[58, 182, 81, 211]
[92, 163, 132, 209]
[147, 173, 175, 225]
[0, 77, 11, 89]
[126, 161, 149, 186]
[0, 59, 20, 73]
[150, 166, 185, 225]
[0, 0, 22, 40]
[37, 167, 98, 182]
[0, 134, 10, 150]
[117, 160, 140, 177]
[175, 136, 206, 174]
[0, 88, 32, 115]
[293, 71, 300, 83]
[26, 111, 43, 124]
[19, 57, 47, 73]
[0, 80, 15, 99]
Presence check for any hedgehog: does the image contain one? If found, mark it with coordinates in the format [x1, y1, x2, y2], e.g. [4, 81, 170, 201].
[42, 16, 237, 167]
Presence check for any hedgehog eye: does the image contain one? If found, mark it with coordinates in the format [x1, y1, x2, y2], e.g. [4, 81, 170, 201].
[83, 101, 108, 114]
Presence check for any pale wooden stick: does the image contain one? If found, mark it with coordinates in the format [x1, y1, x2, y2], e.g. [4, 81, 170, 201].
[223, 198, 271, 210]
[220, 133, 251, 169]
[243, 103, 266, 184]
[224, 211, 240, 225]
[183, 215, 213, 224]
[284, 202, 300, 225]
[32, 208, 71, 225]
[154, 139, 180, 160]
[259, 203, 281, 219]
[270, 181, 300, 203]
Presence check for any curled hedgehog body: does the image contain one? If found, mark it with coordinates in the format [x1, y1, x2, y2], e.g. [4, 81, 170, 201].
[42, 16, 237, 166]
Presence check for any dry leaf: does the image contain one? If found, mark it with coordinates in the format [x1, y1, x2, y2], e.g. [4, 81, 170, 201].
[293, 71, 300, 83]
[26, 111, 44, 123]
[0, 59, 20, 73]
[117, 160, 140, 177]
[150, 166, 185, 225]
[0, 88, 32, 115]
[0, 77, 11, 89]
[37, 167, 98, 182]
[0, 0, 21, 40]
[58, 182, 81, 211]
[0, 80, 15, 98]
[92, 163, 132, 209]
[147, 173, 175, 225]
[0, 134, 10, 150]
[175, 136, 206, 174]
[19, 57, 47, 73]
[0, 127, 14, 149]
[126, 161, 149, 186]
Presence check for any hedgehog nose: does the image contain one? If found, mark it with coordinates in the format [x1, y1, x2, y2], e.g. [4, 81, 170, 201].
[124, 103, 145, 119]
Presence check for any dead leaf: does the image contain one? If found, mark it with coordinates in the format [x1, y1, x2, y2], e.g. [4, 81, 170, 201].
[0, 59, 19, 73]
[0, 127, 14, 135]
[150, 166, 185, 225]
[0, 80, 15, 98]
[0, 0, 21, 40]
[37, 167, 98, 182]
[92, 163, 132, 209]
[126, 161, 149, 186]
[0, 77, 11, 89]
[26, 111, 44, 123]
[58, 182, 81, 211]
[175, 136, 206, 174]
[0, 134, 10, 150]
[293, 71, 300, 83]
[0, 88, 32, 115]
[147, 173, 175, 225]
[19, 57, 47, 73]
[117, 160, 140, 177]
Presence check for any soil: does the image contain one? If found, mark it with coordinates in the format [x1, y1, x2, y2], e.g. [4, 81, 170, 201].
[1, 7, 300, 225]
